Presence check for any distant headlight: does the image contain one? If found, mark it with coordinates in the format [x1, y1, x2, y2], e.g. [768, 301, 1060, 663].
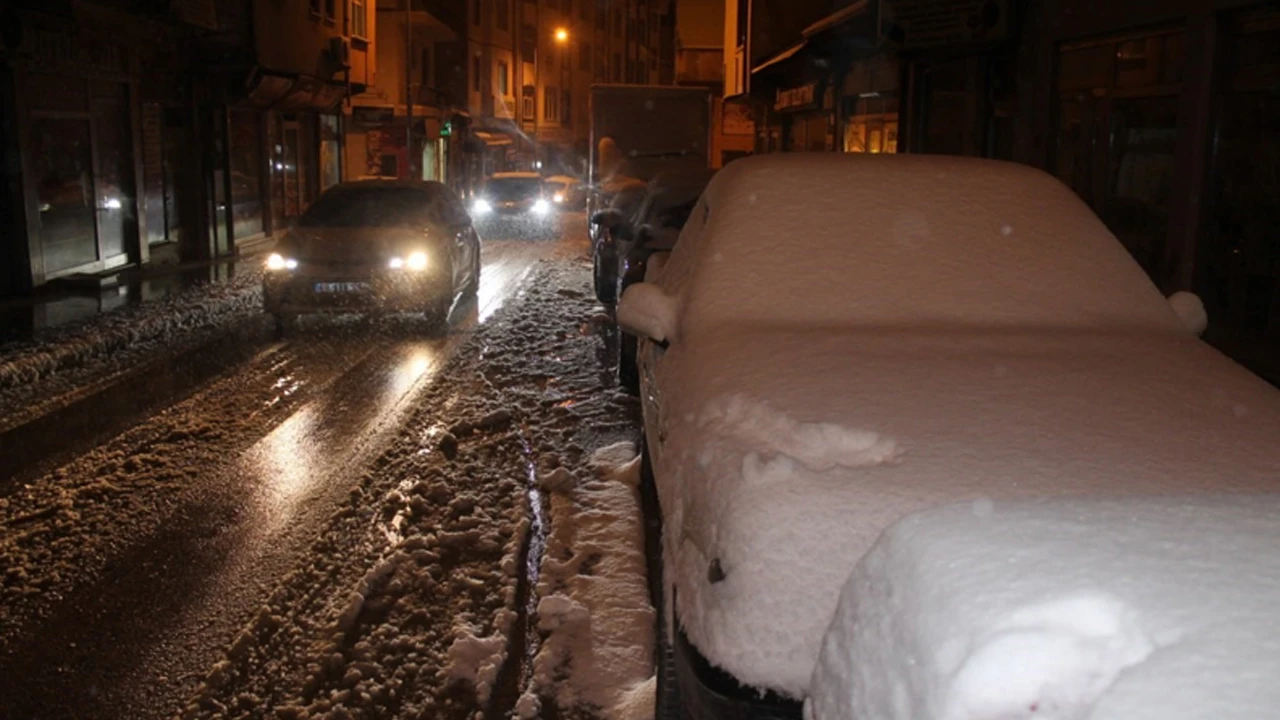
[406, 251, 428, 271]
[533, 199, 551, 215]
[388, 257, 405, 269]
[266, 253, 297, 271]
[553, 192, 565, 203]
[472, 199, 492, 215]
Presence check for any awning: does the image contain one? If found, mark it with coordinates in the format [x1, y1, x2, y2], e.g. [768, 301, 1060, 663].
[752, 41, 808, 75]
[802, 0, 871, 38]
[243, 70, 347, 112]
[474, 131, 513, 147]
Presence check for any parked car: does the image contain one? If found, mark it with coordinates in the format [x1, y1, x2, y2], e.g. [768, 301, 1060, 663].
[616, 153, 1280, 719]
[592, 169, 716, 392]
[263, 179, 481, 334]
[544, 174, 587, 209]
[470, 171, 553, 219]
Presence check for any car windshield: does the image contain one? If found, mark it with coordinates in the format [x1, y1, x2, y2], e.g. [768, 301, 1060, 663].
[485, 178, 544, 199]
[298, 185, 458, 228]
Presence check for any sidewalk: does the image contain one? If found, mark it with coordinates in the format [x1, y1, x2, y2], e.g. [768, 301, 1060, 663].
[0, 248, 270, 391]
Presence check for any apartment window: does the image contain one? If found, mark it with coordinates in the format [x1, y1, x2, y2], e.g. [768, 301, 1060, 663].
[473, 56, 482, 92]
[523, 88, 536, 119]
[545, 86, 559, 120]
[580, 42, 591, 71]
[496, 0, 509, 30]
[497, 61, 509, 96]
[324, 0, 335, 20]
[562, 88, 571, 124]
[351, 0, 367, 37]
[310, 0, 320, 16]
[421, 49, 432, 96]
[473, 0, 481, 25]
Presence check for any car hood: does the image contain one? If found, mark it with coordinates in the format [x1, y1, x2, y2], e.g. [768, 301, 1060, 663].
[279, 226, 449, 263]
[654, 326, 1280, 699]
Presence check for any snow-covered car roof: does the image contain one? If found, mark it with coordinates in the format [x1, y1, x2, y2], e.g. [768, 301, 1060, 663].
[659, 153, 1184, 336]
[809, 494, 1280, 720]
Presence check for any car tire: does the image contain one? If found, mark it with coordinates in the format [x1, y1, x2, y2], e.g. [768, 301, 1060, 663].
[425, 266, 455, 333]
[463, 255, 481, 299]
[594, 244, 618, 306]
[619, 331, 639, 395]
[273, 313, 296, 337]
[642, 444, 683, 720]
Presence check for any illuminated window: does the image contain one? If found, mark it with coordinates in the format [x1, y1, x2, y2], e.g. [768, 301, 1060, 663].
[351, 0, 367, 37]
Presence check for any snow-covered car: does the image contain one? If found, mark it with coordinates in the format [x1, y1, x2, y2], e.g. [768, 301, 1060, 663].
[263, 180, 481, 334]
[615, 153, 1280, 719]
[592, 169, 716, 391]
[544, 174, 587, 209]
[808, 494, 1280, 720]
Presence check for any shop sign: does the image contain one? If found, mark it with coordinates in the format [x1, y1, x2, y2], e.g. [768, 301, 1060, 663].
[880, 0, 1009, 48]
[352, 106, 396, 126]
[775, 83, 816, 112]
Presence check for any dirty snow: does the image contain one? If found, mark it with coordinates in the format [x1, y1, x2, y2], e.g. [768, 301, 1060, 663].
[807, 494, 1280, 720]
[530, 441, 656, 720]
[0, 267, 265, 431]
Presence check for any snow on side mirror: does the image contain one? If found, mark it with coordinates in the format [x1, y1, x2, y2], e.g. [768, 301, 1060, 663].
[1168, 291, 1207, 336]
[617, 282, 679, 345]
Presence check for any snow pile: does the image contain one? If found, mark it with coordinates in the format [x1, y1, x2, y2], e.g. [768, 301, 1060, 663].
[443, 621, 508, 703]
[530, 441, 656, 720]
[807, 494, 1280, 720]
[0, 267, 263, 391]
[699, 393, 900, 471]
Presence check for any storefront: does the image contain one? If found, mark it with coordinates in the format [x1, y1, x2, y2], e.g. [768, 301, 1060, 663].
[9, 24, 144, 287]
[841, 55, 900, 154]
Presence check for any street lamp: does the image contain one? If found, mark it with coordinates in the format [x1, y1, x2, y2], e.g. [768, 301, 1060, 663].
[554, 27, 569, 44]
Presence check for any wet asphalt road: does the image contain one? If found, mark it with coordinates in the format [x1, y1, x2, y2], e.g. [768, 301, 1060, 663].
[0, 219, 586, 720]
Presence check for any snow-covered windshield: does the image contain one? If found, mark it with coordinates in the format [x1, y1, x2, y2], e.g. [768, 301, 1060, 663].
[299, 185, 461, 228]
[484, 178, 544, 200]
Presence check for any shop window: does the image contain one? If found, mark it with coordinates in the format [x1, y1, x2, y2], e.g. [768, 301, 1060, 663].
[1053, 27, 1186, 281]
[31, 116, 97, 274]
[319, 114, 342, 191]
[1200, 6, 1280, 347]
[92, 84, 134, 262]
[228, 109, 265, 239]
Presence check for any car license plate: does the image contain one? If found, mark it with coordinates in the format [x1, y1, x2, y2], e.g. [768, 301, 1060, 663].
[314, 282, 368, 293]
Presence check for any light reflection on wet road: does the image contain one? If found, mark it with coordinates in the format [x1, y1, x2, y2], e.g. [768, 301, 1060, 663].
[0, 225, 587, 720]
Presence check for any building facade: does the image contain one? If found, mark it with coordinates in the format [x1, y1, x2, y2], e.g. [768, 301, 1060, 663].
[1, 0, 374, 297]
[728, 0, 1280, 382]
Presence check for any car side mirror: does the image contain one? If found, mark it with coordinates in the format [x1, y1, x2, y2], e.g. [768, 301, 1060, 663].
[617, 282, 680, 345]
[1168, 291, 1207, 336]
[634, 224, 655, 246]
[592, 209, 625, 230]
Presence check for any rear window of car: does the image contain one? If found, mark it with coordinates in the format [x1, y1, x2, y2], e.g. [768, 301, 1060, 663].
[299, 185, 465, 228]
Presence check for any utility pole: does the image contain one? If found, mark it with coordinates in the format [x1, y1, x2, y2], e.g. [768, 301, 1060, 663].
[405, 0, 413, 179]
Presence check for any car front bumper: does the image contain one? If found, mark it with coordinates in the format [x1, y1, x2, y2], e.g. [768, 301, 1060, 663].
[263, 270, 449, 315]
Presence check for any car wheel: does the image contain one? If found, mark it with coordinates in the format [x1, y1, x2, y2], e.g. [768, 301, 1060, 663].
[594, 245, 618, 305]
[641, 444, 683, 720]
[619, 332, 639, 395]
[463, 255, 480, 298]
[273, 313, 297, 337]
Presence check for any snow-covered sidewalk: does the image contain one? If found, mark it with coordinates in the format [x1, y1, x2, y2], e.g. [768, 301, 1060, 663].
[0, 267, 265, 432]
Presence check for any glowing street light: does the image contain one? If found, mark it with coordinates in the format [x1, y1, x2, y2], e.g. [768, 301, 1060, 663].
[554, 27, 569, 43]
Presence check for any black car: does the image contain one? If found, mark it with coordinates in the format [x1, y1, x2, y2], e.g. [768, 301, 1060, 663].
[263, 180, 481, 334]
[591, 169, 716, 390]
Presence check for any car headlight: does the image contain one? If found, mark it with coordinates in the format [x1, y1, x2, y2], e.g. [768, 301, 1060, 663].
[533, 199, 551, 214]
[266, 253, 298, 271]
[406, 251, 428, 271]
[388, 257, 405, 269]
[553, 192, 565, 203]
[472, 199, 492, 215]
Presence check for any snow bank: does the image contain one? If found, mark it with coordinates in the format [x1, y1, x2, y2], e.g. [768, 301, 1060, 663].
[531, 441, 656, 720]
[807, 494, 1280, 720]
[0, 267, 263, 390]
[443, 622, 507, 704]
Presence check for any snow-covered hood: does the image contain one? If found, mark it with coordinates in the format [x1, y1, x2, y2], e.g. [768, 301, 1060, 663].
[654, 326, 1280, 699]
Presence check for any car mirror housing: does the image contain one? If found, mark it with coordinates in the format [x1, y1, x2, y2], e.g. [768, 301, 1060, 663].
[1168, 291, 1208, 336]
[617, 282, 680, 345]
[591, 208, 625, 229]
